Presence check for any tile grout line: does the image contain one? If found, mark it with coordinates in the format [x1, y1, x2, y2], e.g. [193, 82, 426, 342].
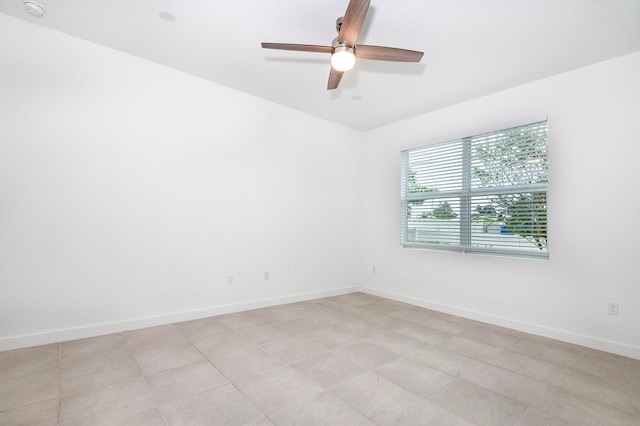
[121, 331, 170, 426]
[57, 341, 61, 426]
[173, 324, 270, 424]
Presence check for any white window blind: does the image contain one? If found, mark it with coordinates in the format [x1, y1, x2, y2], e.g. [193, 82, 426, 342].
[401, 121, 548, 258]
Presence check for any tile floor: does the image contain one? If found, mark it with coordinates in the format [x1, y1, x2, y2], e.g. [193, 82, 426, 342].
[1, 292, 640, 425]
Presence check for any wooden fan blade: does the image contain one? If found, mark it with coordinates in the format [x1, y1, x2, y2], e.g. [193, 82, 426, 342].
[356, 45, 424, 62]
[338, 0, 370, 46]
[261, 43, 333, 54]
[327, 67, 344, 90]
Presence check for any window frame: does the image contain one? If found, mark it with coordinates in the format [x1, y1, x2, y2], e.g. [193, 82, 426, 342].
[400, 121, 549, 259]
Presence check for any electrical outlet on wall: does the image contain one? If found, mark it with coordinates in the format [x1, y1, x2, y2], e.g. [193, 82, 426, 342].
[607, 302, 619, 316]
[227, 275, 234, 286]
[264, 272, 270, 281]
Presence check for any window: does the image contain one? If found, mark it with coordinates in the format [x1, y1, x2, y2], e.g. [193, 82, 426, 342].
[401, 121, 548, 258]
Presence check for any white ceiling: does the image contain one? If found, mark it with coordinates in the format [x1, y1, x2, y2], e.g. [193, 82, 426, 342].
[1, 0, 639, 131]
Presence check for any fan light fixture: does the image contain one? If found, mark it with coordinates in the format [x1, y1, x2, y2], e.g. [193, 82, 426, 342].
[261, 0, 424, 90]
[331, 46, 356, 72]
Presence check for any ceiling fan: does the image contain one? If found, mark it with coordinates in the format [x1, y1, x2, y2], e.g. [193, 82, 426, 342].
[262, 0, 424, 90]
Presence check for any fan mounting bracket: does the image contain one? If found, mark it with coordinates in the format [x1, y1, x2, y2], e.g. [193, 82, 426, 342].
[331, 37, 354, 50]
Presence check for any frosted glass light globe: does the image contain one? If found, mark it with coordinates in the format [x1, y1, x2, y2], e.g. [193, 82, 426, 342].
[331, 48, 356, 72]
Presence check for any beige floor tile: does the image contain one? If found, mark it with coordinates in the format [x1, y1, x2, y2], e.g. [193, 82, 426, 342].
[553, 367, 640, 414]
[407, 346, 486, 377]
[460, 360, 550, 405]
[330, 372, 422, 424]
[60, 341, 131, 369]
[579, 347, 640, 369]
[211, 347, 283, 381]
[60, 347, 140, 393]
[522, 334, 588, 355]
[291, 352, 365, 388]
[396, 324, 452, 345]
[430, 312, 475, 325]
[0, 399, 58, 426]
[427, 379, 527, 426]
[459, 326, 520, 349]
[486, 349, 564, 383]
[261, 336, 326, 364]
[319, 306, 366, 322]
[0, 344, 59, 381]
[234, 365, 324, 416]
[191, 330, 257, 358]
[334, 293, 380, 307]
[337, 319, 393, 340]
[239, 323, 294, 345]
[174, 316, 231, 340]
[301, 311, 345, 326]
[571, 354, 640, 387]
[306, 325, 361, 350]
[366, 331, 429, 356]
[375, 357, 454, 397]
[513, 407, 584, 426]
[389, 307, 434, 324]
[123, 325, 188, 353]
[159, 384, 263, 425]
[421, 316, 471, 335]
[133, 342, 204, 375]
[330, 316, 375, 335]
[434, 336, 502, 361]
[334, 341, 399, 370]
[253, 305, 303, 323]
[114, 408, 166, 425]
[244, 417, 275, 425]
[216, 311, 266, 329]
[509, 339, 582, 368]
[0, 370, 58, 412]
[345, 322, 408, 341]
[351, 314, 414, 332]
[479, 323, 531, 340]
[60, 334, 127, 362]
[289, 301, 339, 316]
[59, 376, 156, 426]
[387, 399, 475, 425]
[275, 317, 334, 335]
[314, 297, 364, 313]
[355, 301, 407, 316]
[349, 310, 396, 326]
[268, 391, 374, 425]
[531, 385, 640, 425]
[145, 360, 228, 404]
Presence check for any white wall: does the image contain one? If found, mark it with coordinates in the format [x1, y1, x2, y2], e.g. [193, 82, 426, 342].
[359, 51, 640, 358]
[0, 14, 363, 349]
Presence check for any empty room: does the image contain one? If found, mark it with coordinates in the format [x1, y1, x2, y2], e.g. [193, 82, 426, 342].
[1, 0, 639, 424]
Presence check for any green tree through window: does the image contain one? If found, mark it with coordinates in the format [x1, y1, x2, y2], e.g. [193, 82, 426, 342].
[472, 127, 548, 250]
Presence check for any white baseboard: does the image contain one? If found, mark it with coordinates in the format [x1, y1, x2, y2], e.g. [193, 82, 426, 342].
[0, 286, 358, 352]
[359, 286, 640, 360]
